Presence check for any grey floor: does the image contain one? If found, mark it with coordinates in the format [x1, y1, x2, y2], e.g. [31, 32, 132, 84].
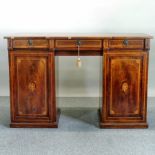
[0, 97, 155, 155]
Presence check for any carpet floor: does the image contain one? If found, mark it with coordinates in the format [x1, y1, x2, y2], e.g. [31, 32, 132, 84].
[0, 97, 155, 155]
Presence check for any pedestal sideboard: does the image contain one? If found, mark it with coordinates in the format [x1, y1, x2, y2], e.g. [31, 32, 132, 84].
[5, 34, 153, 128]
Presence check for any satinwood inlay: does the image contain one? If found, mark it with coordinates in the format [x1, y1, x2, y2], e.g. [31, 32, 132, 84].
[5, 34, 152, 128]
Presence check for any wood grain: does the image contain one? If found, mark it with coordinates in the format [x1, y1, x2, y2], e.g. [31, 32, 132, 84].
[13, 39, 49, 49]
[101, 52, 148, 128]
[5, 35, 151, 128]
[9, 51, 57, 127]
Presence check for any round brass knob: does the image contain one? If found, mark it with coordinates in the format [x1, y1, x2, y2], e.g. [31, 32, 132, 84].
[28, 40, 33, 46]
[76, 40, 81, 46]
[123, 39, 128, 46]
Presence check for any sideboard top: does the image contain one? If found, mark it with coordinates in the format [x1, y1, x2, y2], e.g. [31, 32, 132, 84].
[4, 33, 153, 39]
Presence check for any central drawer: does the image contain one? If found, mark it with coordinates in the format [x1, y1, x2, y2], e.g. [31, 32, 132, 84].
[55, 40, 102, 48]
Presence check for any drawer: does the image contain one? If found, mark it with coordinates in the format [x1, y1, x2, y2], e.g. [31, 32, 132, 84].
[55, 40, 102, 48]
[109, 39, 144, 49]
[12, 39, 49, 49]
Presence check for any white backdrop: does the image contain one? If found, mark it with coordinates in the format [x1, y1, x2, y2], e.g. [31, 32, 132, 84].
[0, 0, 155, 97]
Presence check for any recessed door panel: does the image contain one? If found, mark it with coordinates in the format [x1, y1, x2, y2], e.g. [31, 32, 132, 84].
[10, 52, 54, 122]
[104, 52, 147, 121]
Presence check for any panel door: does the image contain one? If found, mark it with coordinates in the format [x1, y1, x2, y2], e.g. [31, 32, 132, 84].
[9, 52, 56, 122]
[103, 52, 148, 122]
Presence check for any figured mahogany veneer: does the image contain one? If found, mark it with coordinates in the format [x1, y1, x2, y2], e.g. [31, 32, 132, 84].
[13, 39, 49, 49]
[101, 51, 148, 128]
[108, 39, 144, 49]
[5, 34, 153, 128]
[55, 40, 102, 48]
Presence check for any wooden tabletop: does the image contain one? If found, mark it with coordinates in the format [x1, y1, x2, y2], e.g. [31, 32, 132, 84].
[4, 33, 153, 39]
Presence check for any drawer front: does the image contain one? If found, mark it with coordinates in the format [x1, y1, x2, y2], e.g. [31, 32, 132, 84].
[13, 39, 49, 49]
[55, 40, 102, 48]
[109, 39, 144, 49]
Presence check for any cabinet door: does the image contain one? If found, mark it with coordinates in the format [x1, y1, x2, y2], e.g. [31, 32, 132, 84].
[103, 52, 148, 122]
[9, 52, 56, 123]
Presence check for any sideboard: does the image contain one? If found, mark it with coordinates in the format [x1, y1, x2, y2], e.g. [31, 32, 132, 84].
[5, 34, 153, 128]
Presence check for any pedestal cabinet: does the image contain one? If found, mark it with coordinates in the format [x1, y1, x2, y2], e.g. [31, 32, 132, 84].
[7, 38, 57, 128]
[99, 38, 151, 128]
[9, 52, 58, 127]
[5, 34, 152, 128]
[100, 51, 148, 128]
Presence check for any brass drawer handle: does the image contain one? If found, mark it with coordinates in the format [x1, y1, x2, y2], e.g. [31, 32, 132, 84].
[76, 40, 81, 46]
[28, 40, 33, 46]
[123, 39, 128, 46]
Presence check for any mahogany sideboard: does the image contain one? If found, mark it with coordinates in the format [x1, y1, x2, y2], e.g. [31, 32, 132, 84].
[5, 34, 153, 128]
